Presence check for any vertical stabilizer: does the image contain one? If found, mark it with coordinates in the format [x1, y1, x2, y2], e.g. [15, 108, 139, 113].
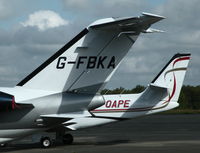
[17, 13, 165, 93]
[151, 53, 191, 102]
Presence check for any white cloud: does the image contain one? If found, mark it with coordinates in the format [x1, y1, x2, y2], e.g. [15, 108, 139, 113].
[21, 10, 69, 31]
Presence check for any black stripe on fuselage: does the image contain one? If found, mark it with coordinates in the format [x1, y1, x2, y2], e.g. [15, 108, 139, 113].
[17, 28, 89, 86]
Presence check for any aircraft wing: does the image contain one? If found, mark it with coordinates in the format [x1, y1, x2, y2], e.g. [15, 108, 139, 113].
[89, 12, 165, 32]
[41, 112, 116, 131]
[40, 111, 92, 128]
[40, 111, 91, 119]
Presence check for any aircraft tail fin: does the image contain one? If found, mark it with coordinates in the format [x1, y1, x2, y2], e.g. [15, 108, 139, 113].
[151, 53, 191, 102]
[17, 13, 165, 93]
[91, 53, 191, 119]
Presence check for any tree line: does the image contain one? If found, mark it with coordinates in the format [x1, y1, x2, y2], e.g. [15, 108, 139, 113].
[101, 85, 200, 110]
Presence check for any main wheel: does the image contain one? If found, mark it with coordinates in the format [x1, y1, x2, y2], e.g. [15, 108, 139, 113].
[40, 137, 52, 148]
[62, 134, 73, 145]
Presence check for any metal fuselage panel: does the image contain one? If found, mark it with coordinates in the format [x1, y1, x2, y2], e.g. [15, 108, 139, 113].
[0, 89, 94, 131]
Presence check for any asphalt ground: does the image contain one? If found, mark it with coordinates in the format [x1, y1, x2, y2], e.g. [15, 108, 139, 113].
[1, 114, 200, 153]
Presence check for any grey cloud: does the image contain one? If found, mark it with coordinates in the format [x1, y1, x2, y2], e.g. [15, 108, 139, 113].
[0, 0, 199, 89]
[62, 0, 150, 18]
[156, 0, 200, 27]
[0, 0, 27, 20]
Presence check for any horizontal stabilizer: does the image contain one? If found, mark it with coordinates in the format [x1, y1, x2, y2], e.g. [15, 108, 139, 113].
[89, 12, 165, 31]
[133, 83, 168, 107]
[149, 83, 168, 89]
[142, 12, 165, 20]
[142, 28, 165, 33]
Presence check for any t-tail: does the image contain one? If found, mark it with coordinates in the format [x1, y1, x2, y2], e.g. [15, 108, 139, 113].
[91, 53, 191, 119]
[16, 13, 165, 94]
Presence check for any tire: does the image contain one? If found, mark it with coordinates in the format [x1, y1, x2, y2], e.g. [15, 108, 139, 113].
[40, 137, 52, 148]
[63, 134, 73, 145]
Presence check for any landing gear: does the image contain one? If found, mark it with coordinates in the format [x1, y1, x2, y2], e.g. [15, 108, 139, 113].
[62, 133, 73, 145]
[39, 132, 74, 148]
[40, 137, 52, 148]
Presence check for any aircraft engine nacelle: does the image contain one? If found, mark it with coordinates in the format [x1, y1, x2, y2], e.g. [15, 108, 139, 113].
[87, 95, 105, 111]
[0, 91, 17, 111]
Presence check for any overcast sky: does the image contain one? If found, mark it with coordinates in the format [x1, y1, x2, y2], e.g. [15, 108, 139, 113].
[0, 0, 198, 89]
